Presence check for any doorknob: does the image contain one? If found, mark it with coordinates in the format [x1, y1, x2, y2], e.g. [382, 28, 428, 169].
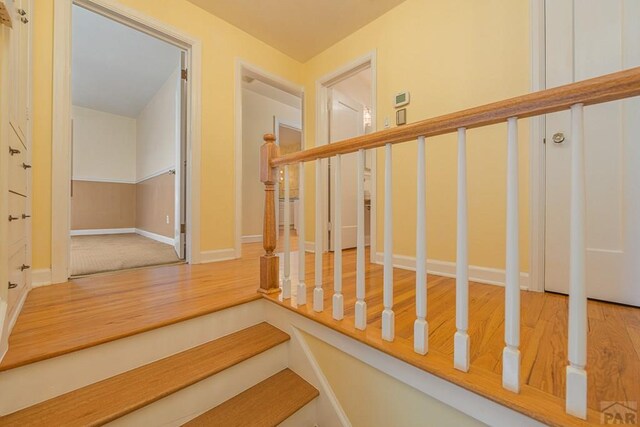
[552, 132, 566, 144]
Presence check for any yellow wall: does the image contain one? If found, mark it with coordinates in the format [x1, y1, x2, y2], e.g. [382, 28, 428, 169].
[302, 332, 485, 426]
[32, 0, 532, 273]
[302, 0, 531, 271]
[31, 0, 304, 268]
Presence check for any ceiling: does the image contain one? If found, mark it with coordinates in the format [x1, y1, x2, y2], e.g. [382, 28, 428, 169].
[72, 5, 182, 118]
[242, 78, 301, 109]
[186, 0, 408, 62]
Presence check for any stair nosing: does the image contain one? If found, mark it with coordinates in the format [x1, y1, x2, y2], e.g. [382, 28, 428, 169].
[0, 322, 289, 426]
[183, 368, 319, 427]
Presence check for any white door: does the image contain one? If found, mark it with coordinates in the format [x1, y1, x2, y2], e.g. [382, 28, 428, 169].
[329, 89, 363, 250]
[544, 0, 640, 306]
[174, 51, 187, 259]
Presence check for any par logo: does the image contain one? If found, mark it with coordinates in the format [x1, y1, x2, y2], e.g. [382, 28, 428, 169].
[600, 401, 637, 425]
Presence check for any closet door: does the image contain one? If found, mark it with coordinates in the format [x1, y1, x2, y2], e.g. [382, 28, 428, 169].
[4, 0, 32, 330]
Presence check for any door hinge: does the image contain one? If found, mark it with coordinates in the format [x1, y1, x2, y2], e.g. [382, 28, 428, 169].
[180, 223, 186, 233]
[181, 69, 188, 81]
[543, 137, 546, 144]
[327, 222, 332, 231]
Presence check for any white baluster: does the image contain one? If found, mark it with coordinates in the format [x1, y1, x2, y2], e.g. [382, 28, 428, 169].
[382, 143, 395, 341]
[503, 117, 521, 392]
[414, 136, 428, 354]
[454, 127, 470, 372]
[333, 155, 344, 320]
[355, 149, 367, 330]
[314, 159, 324, 312]
[297, 162, 306, 305]
[282, 165, 291, 299]
[566, 103, 587, 419]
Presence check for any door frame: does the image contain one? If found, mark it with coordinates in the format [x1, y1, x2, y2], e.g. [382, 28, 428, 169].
[273, 118, 303, 237]
[234, 60, 304, 257]
[315, 51, 377, 261]
[51, 0, 203, 283]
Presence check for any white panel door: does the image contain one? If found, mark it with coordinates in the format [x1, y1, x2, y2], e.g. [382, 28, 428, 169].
[545, 0, 640, 306]
[329, 89, 363, 250]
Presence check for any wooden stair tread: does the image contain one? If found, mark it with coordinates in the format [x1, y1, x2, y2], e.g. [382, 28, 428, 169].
[1, 262, 263, 371]
[183, 369, 319, 427]
[0, 323, 289, 427]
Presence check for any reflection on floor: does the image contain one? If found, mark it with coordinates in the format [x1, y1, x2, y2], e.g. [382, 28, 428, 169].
[70, 233, 181, 277]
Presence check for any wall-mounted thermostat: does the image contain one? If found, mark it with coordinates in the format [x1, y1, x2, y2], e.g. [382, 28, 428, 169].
[394, 91, 410, 108]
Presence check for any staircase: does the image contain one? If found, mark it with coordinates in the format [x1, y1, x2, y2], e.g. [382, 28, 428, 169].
[0, 321, 320, 426]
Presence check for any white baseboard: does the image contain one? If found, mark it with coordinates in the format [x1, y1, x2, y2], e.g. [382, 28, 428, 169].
[304, 241, 315, 253]
[135, 229, 175, 246]
[303, 241, 371, 254]
[200, 248, 236, 263]
[241, 235, 262, 244]
[374, 252, 530, 289]
[32, 268, 52, 288]
[70, 228, 135, 236]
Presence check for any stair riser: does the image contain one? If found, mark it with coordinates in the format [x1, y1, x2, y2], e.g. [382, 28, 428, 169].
[277, 401, 318, 427]
[107, 343, 289, 426]
[0, 300, 266, 415]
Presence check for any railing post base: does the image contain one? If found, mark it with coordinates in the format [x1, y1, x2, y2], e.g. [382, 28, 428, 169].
[413, 319, 429, 355]
[281, 277, 291, 299]
[382, 309, 395, 342]
[566, 365, 587, 419]
[332, 294, 344, 320]
[354, 301, 367, 330]
[296, 282, 306, 305]
[313, 287, 324, 312]
[259, 255, 280, 294]
[502, 346, 521, 392]
[454, 331, 470, 372]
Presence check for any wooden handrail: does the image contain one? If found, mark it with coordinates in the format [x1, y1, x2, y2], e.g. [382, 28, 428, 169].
[272, 66, 640, 167]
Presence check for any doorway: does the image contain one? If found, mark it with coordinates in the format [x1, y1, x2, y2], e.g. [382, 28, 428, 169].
[275, 120, 303, 249]
[68, 4, 187, 276]
[321, 63, 374, 254]
[544, 0, 640, 306]
[51, 0, 202, 284]
[237, 62, 303, 255]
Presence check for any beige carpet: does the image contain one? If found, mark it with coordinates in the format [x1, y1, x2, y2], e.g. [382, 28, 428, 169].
[70, 233, 181, 276]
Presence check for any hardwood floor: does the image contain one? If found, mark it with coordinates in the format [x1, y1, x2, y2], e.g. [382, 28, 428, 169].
[266, 246, 640, 425]
[2, 237, 638, 425]
[0, 257, 261, 370]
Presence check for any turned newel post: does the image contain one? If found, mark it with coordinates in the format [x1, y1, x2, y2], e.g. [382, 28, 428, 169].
[259, 133, 280, 293]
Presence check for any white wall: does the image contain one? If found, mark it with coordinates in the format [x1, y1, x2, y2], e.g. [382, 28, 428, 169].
[242, 88, 301, 237]
[71, 106, 137, 183]
[136, 68, 180, 182]
[332, 68, 371, 108]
